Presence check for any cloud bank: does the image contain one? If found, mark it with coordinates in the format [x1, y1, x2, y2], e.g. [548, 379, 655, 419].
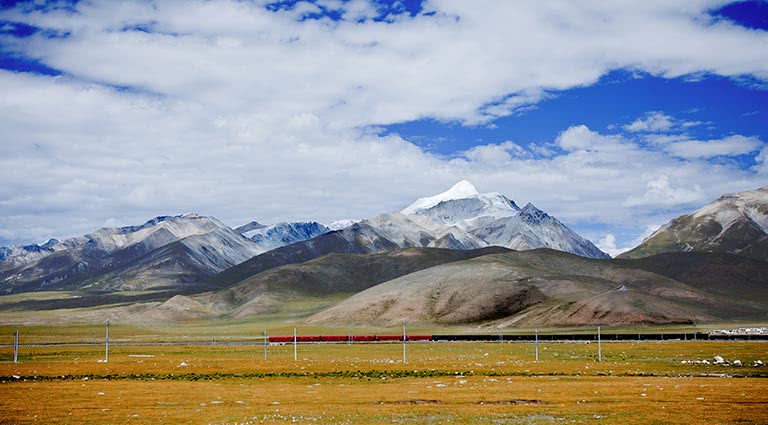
[1, 0, 767, 251]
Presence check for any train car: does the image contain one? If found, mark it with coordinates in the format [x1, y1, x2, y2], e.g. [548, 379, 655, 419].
[320, 335, 349, 342]
[267, 332, 739, 344]
[406, 334, 432, 342]
[375, 335, 402, 342]
[297, 336, 321, 343]
[350, 335, 375, 342]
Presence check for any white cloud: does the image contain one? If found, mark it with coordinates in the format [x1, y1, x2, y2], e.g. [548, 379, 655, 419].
[643, 134, 690, 145]
[664, 135, 763, 159]
[624, 111, 704, 133]
[597, 223, 663, 257]
[2, 1, 768, 127]
[556, 125, 623, 151]
[623, 175, 703, 207]
[596, 233, 622, 257]
[1, 1, 768, 249]
[462, 141, 528, 164]
[624, 112, 674, 132]
[754, 146, 768, 175]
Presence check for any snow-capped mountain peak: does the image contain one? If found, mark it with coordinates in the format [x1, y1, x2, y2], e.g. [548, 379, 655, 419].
[239, 221, 330, 253]
[621, 185, 768, 261]
[401, 180, 481, 214]
[690, 185, 768, 234]
[394, 182, 608, 259]
[401, 181, 519, 229]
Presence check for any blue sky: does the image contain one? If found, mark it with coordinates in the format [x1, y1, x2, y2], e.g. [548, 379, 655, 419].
[0, 0, 767, 256]
[384, 71, 767, 160]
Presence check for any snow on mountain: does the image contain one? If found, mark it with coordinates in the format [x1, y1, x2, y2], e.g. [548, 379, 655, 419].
[407, 192, 520, 229]
[362, 213, 484, 250]
[235, 221, 267, 234]
[177, 226, 263, 272]
[0, 214, 222, 270]
[0, 239, 63, 270]
[691, 186, 768, 234]
[241, 221, 330, 253]
[621, 185, 768, 261]
[401, 180, 482, 214]
[472, 203, 610, 259]
[328, 219, 360, 230]
[0, 213, 263, 293]
[79, 213, 225, 254]
[397, 181, 608, 259]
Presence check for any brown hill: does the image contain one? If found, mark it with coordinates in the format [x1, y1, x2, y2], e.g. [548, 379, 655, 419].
[308, 249, 767, 326]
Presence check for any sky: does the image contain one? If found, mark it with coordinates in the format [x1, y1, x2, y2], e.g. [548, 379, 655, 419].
[0, 0, 767, 256]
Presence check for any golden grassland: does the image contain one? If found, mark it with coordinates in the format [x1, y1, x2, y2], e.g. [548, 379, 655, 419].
[1, 338, 767, 424]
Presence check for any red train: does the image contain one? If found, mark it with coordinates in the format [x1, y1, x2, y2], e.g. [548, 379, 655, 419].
[267, 334, 432, 343]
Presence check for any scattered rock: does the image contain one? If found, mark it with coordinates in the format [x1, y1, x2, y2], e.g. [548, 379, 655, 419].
[713, 356, 725, 364]
[733, 360, 742, 366]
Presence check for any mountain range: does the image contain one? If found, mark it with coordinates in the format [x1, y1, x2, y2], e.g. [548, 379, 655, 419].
[620, 185, 768, 261]
[1, 182, 766, 327]
[0, 215, 329, 293]
[0, 181, 608, 294]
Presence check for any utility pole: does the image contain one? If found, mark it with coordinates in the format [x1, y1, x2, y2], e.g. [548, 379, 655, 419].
[402, 321, 407, 364]
[263, 329, 268, 360]
[535, 328, 539, 362]
[13, 330, 19, 364]
[597, 325, 602, 362]
[105, 320, 110, 363]
[693, 320, 697, 341]
[293, 328, 297, 362]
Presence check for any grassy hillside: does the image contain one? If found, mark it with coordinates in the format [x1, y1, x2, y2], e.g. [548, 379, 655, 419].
[309, 249, 768, 326]
[153, 246, 510, 319]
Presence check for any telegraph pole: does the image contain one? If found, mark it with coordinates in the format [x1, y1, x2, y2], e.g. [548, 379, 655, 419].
[13, 330, 19, 364]
[597, 325, 602, 362]
[263, 329, 268, 360]
[535, 328, 539, 362]
[105, 320, 110, 363]
[293, 328, 297, 361]
[402, 321, 407, 364]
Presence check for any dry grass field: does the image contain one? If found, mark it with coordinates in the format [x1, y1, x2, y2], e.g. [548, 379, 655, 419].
[1, 333, 767, 424]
